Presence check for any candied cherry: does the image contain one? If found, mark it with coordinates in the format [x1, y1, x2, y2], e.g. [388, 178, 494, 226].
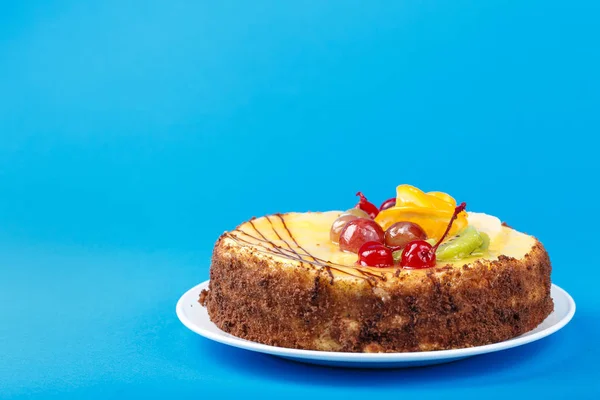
[401, 202, 466, 269]
[330, 214, 359, 243]
[401, 240, 436, 269]
[379, 197, 396, 211]
[355, 192, 379, 219]
[339, 218, 385, 253]
[358, 241, 393, 268]
[384, 221, 427, 249]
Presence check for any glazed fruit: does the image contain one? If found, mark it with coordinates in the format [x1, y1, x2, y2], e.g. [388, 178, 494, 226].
[342, 208, 371, 219]
[436, 226, 484, 261]
[330, 214, 359, 243]
[339, 218, 385, 253]
[379, 198, 396, 211]
[384, 221, 427, 249]
[375, 185, 467, 240]
[401, 202, 467, 269]
[355, 192, 379, 219]
[401, 240, 437, 269]
[392, 249, 403, 263]
[357, 241, 393, 267]
[469, 232, 490, 257]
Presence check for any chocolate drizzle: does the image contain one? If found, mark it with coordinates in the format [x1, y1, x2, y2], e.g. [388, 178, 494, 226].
[226, 214, 390, 284]
[274, 214, 335, 284]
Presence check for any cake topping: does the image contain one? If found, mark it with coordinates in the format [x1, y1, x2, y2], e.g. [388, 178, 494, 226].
[379, 197, 396, 211]
[339, 218, 385, 253]
[375, 185, 467, 241]
[384, 221, 427, 250]
[341, 208, 371, 219]
[400, 240, 437, 269]
[401, 202, 467, 269]
[470, 232, 491, 257]
[328, 185, 492, 269]
[355, 192, 379, 219]
[357, 241, 393, 268]
[330, 214, 359, 243]
[435, 226, 484, 261]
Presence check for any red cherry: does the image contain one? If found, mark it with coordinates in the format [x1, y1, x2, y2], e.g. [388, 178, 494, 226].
[379, 197, 396, 211]
[401, 240, 436, 269]
[400, 202, 467, 269]
[358, 241, 394, 268]
[339, 218, 385, 253]
[355, 192, 379, 219]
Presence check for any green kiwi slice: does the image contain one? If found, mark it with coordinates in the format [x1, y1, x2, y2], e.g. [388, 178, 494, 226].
[470, 232, 490, 256]
[436, 226, 484, 261]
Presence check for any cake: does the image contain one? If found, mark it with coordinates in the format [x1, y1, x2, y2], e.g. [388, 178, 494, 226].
[200, 185, 553, 353]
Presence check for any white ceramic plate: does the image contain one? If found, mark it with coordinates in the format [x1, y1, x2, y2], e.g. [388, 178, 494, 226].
[176, 280, 575, 368]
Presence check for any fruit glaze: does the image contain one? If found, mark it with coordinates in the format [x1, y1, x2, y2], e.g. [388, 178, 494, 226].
[331, 184, 480, 269]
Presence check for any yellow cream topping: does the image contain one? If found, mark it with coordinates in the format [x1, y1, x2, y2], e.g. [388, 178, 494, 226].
[225, 211, 536, 281]
[375, 184, 468, 241]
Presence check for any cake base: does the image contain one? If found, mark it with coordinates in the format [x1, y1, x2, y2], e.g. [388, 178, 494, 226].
[200, 235, 553, 353]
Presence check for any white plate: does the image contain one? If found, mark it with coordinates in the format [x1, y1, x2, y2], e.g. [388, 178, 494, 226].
[176, 281, 575, 368]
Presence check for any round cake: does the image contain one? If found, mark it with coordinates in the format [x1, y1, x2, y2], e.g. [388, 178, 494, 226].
[200, 185, 553, 353]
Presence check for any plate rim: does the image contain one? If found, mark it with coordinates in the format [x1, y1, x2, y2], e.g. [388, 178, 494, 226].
[176, 280, 575, 362]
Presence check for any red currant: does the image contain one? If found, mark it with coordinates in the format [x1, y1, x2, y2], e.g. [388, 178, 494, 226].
[339, 218, 385, 253]
[379, 197, 396, 211]
[355, 192, 379, 219]
[400, 202, 467, 269]
[358, 241, 393, 268]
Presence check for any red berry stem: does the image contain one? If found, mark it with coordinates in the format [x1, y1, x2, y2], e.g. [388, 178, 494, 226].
[431, 202, 467, 252]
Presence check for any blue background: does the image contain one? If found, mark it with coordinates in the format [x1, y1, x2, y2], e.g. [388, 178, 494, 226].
[1, 1, 599, 398]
